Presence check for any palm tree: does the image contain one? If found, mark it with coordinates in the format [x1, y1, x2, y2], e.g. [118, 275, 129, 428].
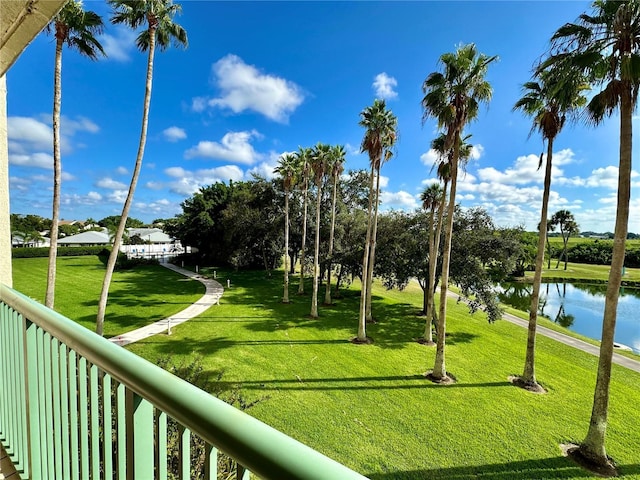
[543, 0, 640, 469]
[512, 68, 587, 389]
[419, 182, 443, 344]
[45, 1, 104, 309]
[324, 145, 346, 305]
[274, 153, 298, 303]
[543, 220, 555, 269]
[296, 147, 312, 294]
[551, 209, 578, 270]
[356, 99, 398, 342]
[96, 0, 187, 336]
[421, 43, 497, 381]
[310, 143, 330, 318]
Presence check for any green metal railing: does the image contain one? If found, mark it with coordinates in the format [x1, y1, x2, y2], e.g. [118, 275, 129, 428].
[0, 284, 368, 479]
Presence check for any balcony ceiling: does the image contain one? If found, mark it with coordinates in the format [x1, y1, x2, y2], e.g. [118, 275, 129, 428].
[1, 0, 66, 76]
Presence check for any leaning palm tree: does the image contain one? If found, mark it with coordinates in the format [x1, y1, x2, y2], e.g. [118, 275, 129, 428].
[356, 99, 398, 342]
[421, 43, 497, 381]
[309, 143, 330, 318]
[543, 0, 640, 469]
[296, 147, 312, 294]
[45, 1, 104, 309]
[512, 67, 587, 389]
[274, 153, 298, 303]
[96, 0, 187, 336]
[324, 144, 346, 305]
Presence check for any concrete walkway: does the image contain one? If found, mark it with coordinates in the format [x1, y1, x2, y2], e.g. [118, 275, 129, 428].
[109, 263, 223, 347]
[449, 290, 640, 374]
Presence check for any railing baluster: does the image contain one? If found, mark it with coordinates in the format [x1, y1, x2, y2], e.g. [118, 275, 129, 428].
[24, 319, 42, 480]
[60, 343, 71, 480]
[51, 337, 63, 479]
[154, 409, 167, 480]
[0, 304, 7, 444]
[178, 426, 190, 480]
[78, 356, 89, 479]
[68, 350, 80, 480]
[43, 332, 55, 476]
[90, 364, 100, 479]
[116, 381, 126, 479]
[17, 311, 29, 474]
[204, 443, 217, 480]
[237, 463, 251, 480]
[36, 327, 49, 478]
[103, 374, 113, 480]
[126, 389, 154, 480]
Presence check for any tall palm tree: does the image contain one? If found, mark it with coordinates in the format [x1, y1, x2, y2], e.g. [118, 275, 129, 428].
[421, 43, 497, 381]
[324, 145, 346, 305]
[96, 0, 187, 336]
[310, 143, 330, 318]
[420, 182, 443, 344]
[356, 99, 398, 342]
[45, 1, 104, 309]
[513, 68, 587, 389]
[274, 153, 298, 303]
[297, 147, 312, 294]
[544, 0, 640, 469]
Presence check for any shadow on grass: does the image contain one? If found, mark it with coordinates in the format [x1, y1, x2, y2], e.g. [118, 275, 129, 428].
[209, 374, 511, 392]
[366, 457, 640, 479]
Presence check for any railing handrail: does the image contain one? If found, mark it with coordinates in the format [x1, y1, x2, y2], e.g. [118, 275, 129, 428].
[0, 284, 368, 479]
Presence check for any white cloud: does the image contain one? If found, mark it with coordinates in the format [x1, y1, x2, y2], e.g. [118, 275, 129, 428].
[61, 172, 75, 181]
[96, 177, 128, 190]
[164, 165, 245, 195]
[478, 149, 575, 186]
[87, 191, 102, 201]
[378, 175, 390, 188]
[9, 152, 53, 169]
[163, 126, 187, 142]
[345, 143, 362, 156]
[184, 130, 263, 164]
[380, 190, 418, 210]
[420, 149, 441, 167]
[145, 181, 164, 190]
[372, 72, 398, 100]
[195, 54, 304, 122]
[116, 166, 129, 175]
[471, 144, 484, 160]
[100, 27, 137, 62]
[134, 199, 180, 217]
[60, 192, 103, 206]
[61, 116, 99, 135]
[8, 117, 52, 150]
[107, 190, 128, 203]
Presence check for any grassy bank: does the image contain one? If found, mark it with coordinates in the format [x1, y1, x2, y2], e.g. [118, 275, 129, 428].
[523, 261, 640, 284]
[11, 256, 204, 337]
[126, 269, 640, 479]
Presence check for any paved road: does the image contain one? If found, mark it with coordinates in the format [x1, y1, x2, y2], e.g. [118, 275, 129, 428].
[109, 263, 223, 347]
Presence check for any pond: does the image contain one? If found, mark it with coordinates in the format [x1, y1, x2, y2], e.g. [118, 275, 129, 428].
[499, 282, 640, 354]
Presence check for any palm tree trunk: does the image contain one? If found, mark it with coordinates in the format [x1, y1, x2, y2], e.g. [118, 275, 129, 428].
[546, 233, 551, 269]
[324, 174, 338, 305]
[555, 226, 565, 269]
[365, 166, 382, 322]
[298, 179, 308, 294]
[310, 182, 322, 318]
[283, 187, 290, 303]
[522, 139, 554, 385]
[96, 28, 156, 336]
[45, 38, 64, 309]
[357, 166, 376, 341]
[425, 181, 448, 342]
[433, 142, 459, 380]
[579, 87, 632, 467]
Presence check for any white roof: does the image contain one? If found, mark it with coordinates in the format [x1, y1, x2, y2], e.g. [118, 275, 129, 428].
[57, 230, 110, 245]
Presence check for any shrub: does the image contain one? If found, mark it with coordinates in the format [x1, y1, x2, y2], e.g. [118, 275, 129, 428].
[12, 246, 108, 258]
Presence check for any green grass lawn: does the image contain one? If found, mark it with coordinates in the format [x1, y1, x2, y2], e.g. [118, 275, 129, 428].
[126, 269, 640, 479]
[524, 260, 640, 284]
[11, 256, 204, 337]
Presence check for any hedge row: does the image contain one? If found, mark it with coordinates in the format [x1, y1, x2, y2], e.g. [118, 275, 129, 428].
[559, 240, 640, 268]
[11, 246, 107, 258]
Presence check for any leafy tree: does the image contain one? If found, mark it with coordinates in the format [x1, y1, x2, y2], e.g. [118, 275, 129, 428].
[97, 0, 187, 336]
[59, 223, 81, 237]
[274, 153, 298, 303]
[324, 145, 346, 305]
[357, 99, 398, 342]
[10, 214, 50, 234]
[98, 215, 144, 230]
[550, 209, 579, 270]
[421, 43, 497, 381]
[513, 63, 587, 389]
[44, 1, 104, 308]
[543, 0, 640, 469]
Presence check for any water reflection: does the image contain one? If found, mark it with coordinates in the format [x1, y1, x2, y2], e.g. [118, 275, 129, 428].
[499, 281, 640, 354]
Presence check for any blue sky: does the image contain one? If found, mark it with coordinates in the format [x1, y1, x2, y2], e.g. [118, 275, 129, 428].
[6, 1, 636, 232]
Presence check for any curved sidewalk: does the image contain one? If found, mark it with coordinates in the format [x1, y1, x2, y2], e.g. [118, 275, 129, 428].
[109, 263, 223, 347]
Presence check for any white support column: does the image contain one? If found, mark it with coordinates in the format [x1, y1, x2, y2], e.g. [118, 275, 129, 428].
[0, 74, 12, 288]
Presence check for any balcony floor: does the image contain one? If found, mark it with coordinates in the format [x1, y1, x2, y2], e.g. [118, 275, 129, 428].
[0, 444, 17, 479]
